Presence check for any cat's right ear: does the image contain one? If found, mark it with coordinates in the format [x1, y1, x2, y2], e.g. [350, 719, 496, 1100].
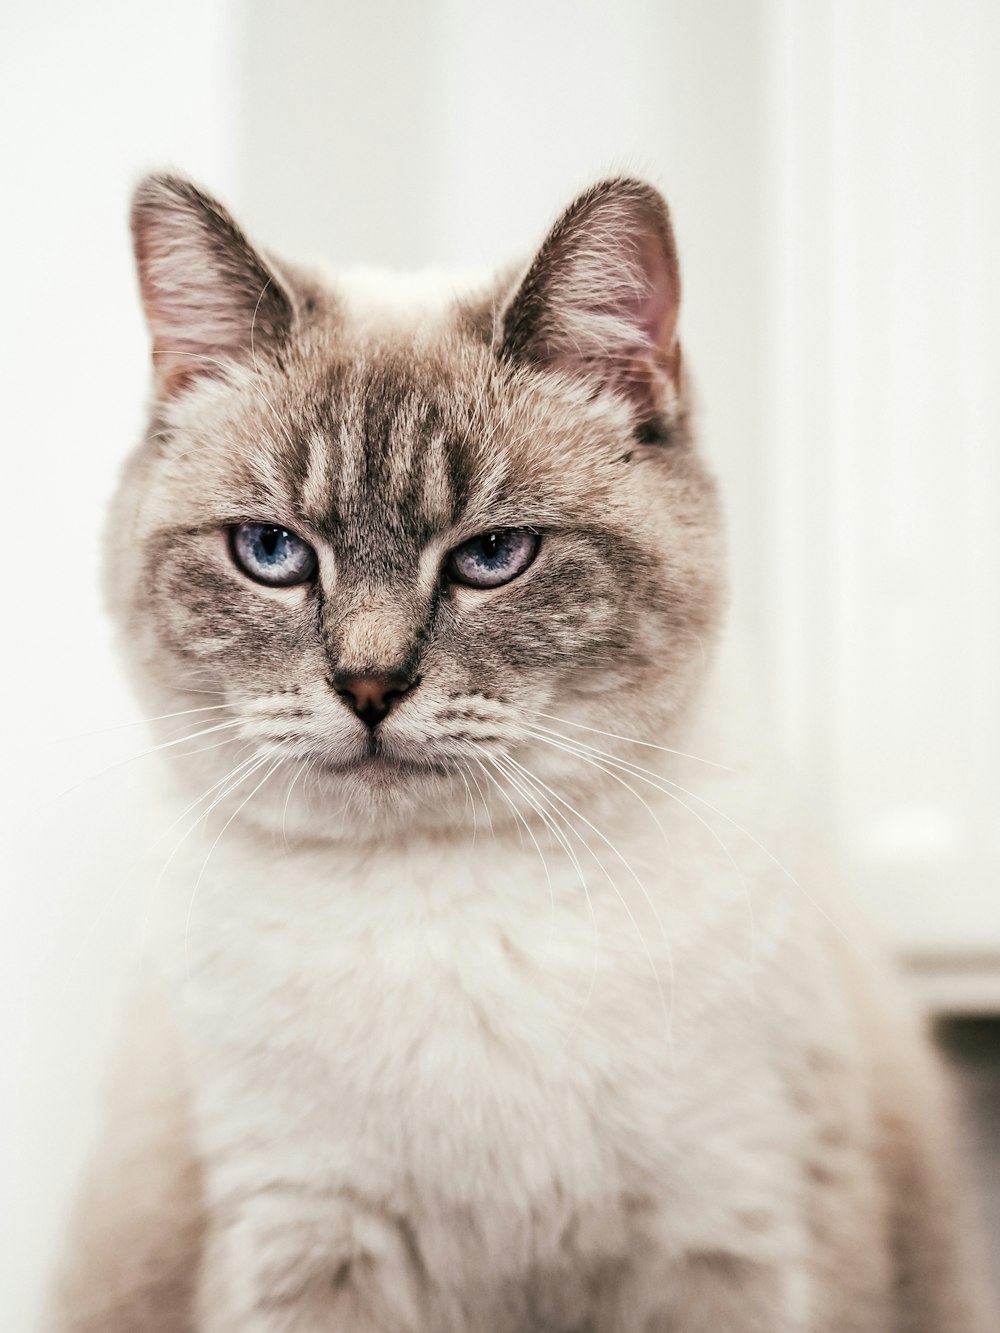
[130, 174, 294, 397]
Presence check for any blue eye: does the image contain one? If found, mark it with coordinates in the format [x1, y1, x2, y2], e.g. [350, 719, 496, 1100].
[446, 529, 540, 589]
[230, 522, 317, 587]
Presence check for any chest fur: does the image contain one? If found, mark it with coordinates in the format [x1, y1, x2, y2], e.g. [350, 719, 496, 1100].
[172, 827, 815, 1310]
[187, 862, 654, 1188]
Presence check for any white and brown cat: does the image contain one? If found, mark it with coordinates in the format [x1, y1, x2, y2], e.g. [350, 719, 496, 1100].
[43, 174, 992, 1332]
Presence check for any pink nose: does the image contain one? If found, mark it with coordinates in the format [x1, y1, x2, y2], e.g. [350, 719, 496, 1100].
[331, 672, 416, 728]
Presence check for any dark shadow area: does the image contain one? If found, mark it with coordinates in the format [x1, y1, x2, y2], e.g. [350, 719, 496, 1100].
[935, 1017, 1000, 1301]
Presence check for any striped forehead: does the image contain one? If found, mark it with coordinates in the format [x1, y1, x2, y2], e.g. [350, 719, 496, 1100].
[294, 359, 482, 560]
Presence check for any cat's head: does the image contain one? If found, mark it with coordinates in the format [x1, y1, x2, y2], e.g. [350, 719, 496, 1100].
[108, 173, 725, 840]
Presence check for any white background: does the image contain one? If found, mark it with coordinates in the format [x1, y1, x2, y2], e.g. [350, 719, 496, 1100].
[3, 2, 998, 1327]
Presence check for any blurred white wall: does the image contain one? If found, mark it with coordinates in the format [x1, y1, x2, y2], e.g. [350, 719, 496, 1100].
[760, 0, 1000, 975]
[3, 1, 999, 1326]
[1, 3, 239, 1327]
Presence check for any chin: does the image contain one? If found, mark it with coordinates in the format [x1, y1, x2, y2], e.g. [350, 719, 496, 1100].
[241, 755, 477, 844]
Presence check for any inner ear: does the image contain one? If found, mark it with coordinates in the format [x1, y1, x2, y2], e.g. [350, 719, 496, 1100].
[500, 179, 682, 434]
[131, 173, 295, 397]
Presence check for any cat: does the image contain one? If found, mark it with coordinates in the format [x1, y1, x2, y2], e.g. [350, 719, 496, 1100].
[41, 172, 992, 1332]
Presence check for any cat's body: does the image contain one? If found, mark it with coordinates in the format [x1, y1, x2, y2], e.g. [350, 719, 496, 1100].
[43, 177, 991, 1332]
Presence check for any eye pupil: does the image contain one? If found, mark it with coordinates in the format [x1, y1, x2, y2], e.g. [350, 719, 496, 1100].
[446, 528, 540, 589]
[230, 522, 317, 587]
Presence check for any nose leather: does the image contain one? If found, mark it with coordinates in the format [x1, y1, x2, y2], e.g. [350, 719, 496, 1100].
[332, 671, 416, 729]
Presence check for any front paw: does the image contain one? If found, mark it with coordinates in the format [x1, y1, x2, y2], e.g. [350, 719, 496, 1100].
[199, 1193, 428, 1333]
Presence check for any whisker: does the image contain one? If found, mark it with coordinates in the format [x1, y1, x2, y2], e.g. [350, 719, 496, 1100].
[522, 708, 733, 771]
[249, 278, 271, 378]
[498, 751, 674, 1049]
[522, 724, 676, 869]
[524, 723, 757, 989]
[54, 718, 246, 801]
[479, 751, 602, 1034]
[183, 757, 284, 973]
[457, 767, 478, 844]
[465, 764, 495, 841]
[42, 702, 233, 747]
[498, 751, 677, 1039]
[528, 720, 866, 968]
[470, 754, 556, 953]
[136, 749, 265, 959]
[72, 747, 261, 965]
[280, 757, 309, 850]
[167, 735, 250, 759]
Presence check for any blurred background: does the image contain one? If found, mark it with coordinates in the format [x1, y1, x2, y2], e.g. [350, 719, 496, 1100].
[2, 0, 998, 1325]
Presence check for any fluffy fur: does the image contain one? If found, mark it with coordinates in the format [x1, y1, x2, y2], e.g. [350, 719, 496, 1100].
[43, 175, 992, 1332]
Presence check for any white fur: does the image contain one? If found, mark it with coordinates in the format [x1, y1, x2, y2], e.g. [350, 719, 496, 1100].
[41, 643, 992, 1333]
[99, 642, 941, 1332]
[326, 265, 492, 336]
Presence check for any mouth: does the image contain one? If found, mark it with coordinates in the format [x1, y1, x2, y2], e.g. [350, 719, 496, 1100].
[321, 750, 452, 785]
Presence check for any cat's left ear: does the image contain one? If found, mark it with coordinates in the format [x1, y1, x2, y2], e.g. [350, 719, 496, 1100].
[500, 179, 681, 434]
[131, 173, 294, 396]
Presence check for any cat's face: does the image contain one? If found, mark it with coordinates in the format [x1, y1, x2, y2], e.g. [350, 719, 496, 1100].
[108, 176, 724, 840]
